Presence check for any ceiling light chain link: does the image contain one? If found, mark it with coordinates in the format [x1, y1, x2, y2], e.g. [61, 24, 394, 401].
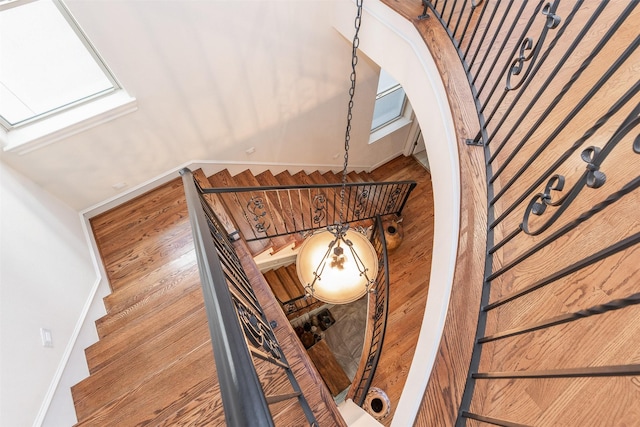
[340, 0, 364, 227]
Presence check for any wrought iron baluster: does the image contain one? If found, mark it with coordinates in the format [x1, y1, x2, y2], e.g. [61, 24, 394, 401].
[486, 0, 600, 158]
[489, 10, 638, 188]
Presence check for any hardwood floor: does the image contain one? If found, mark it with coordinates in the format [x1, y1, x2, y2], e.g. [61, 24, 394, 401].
[367, 155, 434, 426]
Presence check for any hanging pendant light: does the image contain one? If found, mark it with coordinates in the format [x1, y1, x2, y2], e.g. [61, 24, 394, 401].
[296, 0, 377, 304]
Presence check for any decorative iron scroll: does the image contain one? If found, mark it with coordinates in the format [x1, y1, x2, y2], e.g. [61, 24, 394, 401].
[312, 193, 327, 224]
[353, 187, 370, 217]
[247, 195, 271, 234]
[385, 186, 403, 212]
[235, 298, 283, 361]
[522, 103, 640, 236]
[506, 0, 561, 91]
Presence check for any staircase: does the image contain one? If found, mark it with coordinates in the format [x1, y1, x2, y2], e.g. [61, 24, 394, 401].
[71, 165, 379, 425]
[263, 263, 325, 321]
[206, 167, 377, 257]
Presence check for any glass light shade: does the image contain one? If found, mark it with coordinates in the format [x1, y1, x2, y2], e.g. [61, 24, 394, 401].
[296, 229, 378, 304]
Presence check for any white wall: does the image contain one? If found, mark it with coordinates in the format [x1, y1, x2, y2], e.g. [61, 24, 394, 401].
[0, 0, 409, 212]
[0, 162, 97, 427]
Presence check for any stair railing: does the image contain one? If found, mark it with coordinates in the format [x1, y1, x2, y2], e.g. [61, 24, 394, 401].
[180, 167, 317, 427]
[199, 180, 416, 241]
[413, 1, 640, 425]
[348, 214, 391, 406]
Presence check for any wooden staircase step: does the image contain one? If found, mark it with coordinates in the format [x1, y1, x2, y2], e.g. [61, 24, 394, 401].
[86, 283, 204, 374]
[233, 169, 295, 252]
[90, 178, 186, 259]
[358, 171, 374, 182]
[101, 221, 195, 293]
[148, 384, 224, 427]
[263, 269, 295, 303]
[262, 264, 323, 320]
[270, 399, 308, 426]
[95, 264, 201, 339]
[91, 179, 191, 292]
[284, 263, 306, 296]
[347, 171, 365, 182]
[274, 265, 304, 301]
[192, 168, 237, 237]
[283, 263, 323, 315]
[255, 170, 306, 247]
[292, 171, 336, 228]
[102, 250, 196, 315]
[321, 170, 342, 184]
[74, 341, 217, 426]
[73, 307, 210, 420]
[208, 169, 272, 256]
[274, 170, 316, 232]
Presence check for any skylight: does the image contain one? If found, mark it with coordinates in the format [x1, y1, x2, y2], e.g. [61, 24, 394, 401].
[0, 0, 136, 153]
[0, 0, 117, 128]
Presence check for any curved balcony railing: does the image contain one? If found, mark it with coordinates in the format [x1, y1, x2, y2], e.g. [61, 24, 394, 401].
[347, 214, 391, 407]
[404, 1, 640, 425]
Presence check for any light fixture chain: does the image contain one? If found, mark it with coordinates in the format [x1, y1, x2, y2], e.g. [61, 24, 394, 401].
[340, 0, 364, 227]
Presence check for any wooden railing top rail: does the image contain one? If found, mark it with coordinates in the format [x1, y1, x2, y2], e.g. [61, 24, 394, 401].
[379, 1, 487, 426]
[180, 167, 318, 426]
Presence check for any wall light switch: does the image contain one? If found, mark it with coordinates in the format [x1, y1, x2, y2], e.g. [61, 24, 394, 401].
[40, 328, 53, 348]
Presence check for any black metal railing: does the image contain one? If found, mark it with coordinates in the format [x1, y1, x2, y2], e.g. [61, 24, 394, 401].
[418, 1, 640, 425]
[200, 180, 416, 242]
[180, 168, 317, 427]
[348, 214, 391, 406]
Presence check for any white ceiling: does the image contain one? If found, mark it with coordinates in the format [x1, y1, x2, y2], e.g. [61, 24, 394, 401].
[1, 1, 408, 211]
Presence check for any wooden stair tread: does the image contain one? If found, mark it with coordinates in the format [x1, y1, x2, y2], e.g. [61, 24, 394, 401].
[255, 170, 306, 247]
[233, 169, 295, 252]
[95, 265, 201, 339]
[347, 171, 365, 182]
[86, 283, 205, 374]
[284, 263, 306, 296]
[74, 341, 217, 426]
[293, 171, 336, 228]
[274, 171, 317, 232]
[73, 307, 210, 419]
[263, 269, 293, 303]
[274, 265, 304, 302]
[208, 169, 272, 256]
[102, 249, 196, 314]
[192, 168, 237, 237]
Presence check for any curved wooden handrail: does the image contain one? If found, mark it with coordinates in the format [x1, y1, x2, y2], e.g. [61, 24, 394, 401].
[379, 1, 487, 425]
